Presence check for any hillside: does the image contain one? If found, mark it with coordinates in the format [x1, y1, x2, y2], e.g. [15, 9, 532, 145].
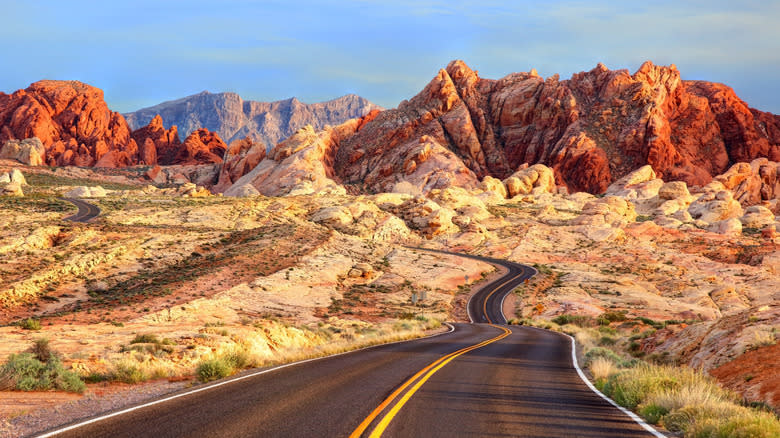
[124, 92, 380, 149]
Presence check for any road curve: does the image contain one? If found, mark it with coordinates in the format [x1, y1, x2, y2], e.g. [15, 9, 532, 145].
[406, 247, 537, 324]
[61, 198, 101, 222]
[39, 251, 661, 438]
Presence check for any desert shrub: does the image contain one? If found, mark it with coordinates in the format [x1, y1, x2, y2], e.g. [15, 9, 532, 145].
[638, 403, 669, 424]
[598, 336, 616, 346]
[636, 316, 664, 329]
[196, 357, 234, 382]
[111, 360, 148, 383]
[0, 353, 84, 393]
[690, 411, 780, 438]
[19, 318, 42, 330]
[125, 334, 175, 355]
[552, 314, 595, 327]
[585, 347, 624, 366]
[31, 337, 53, 362]
[195, 347, 254, 383]
[599, 363, 780, 436]
[130, 334, 160, 344]
[598, 311, 627, 325]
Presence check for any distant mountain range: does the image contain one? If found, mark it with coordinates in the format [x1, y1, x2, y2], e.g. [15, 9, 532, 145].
[123, 92, 380, 149]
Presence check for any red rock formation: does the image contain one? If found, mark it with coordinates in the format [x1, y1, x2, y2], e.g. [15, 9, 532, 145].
[129, 114, 181, 165]
[213, 137, 267, 192]
[0, 80, 137, 167]
[331, 61, 779, 193]
[0, 80, 230, 169]
[171, 129, 227, 165]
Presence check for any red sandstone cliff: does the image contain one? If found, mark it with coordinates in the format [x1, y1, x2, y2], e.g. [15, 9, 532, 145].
[0, 80, 229, 168]
[331, 61, 779, 193]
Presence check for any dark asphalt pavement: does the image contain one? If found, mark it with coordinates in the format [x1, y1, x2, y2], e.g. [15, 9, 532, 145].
[61, 198, 101, 222]
[39, 252, 660, 438]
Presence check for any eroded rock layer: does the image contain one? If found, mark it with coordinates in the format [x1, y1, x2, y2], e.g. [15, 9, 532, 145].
[330, 61, 778, 193]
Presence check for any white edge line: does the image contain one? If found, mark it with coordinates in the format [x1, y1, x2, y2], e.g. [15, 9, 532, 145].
[37, 323, 456, 438]
[565, 333, 666, 438]
[466, 290, 475, 323]
[486, 264, 664, 438]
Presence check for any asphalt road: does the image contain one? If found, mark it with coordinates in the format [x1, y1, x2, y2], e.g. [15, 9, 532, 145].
[61, 198, 101, 222]
[39, 252, 661, 438]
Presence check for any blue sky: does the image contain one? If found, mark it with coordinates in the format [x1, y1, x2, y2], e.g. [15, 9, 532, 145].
[1, 1, 778, 113]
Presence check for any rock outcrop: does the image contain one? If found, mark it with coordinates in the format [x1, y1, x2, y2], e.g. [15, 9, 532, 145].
[0, 81, 137, 167]
[124, 92, 380, 149]
[65, 186, 107, 198]
[225, 111, 380, 197]
[214, 137, 267, 192]
[0, 138, 45, 165]
[168, 129, 227, 165]
[129, 114, 180, 165]
[0, 81, 232, 169]
[322, 60, 777, 194]
[714, 159, 779, 207]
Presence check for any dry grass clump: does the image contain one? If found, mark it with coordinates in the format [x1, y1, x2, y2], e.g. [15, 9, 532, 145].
[748, 329, 776, 350]
[589, 357, 617, 382]
[599, 364, 780, 437]
[193, 317, 442, 383]
[515, 315, 780, 437]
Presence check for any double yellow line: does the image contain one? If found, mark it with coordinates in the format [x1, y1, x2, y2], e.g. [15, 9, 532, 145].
[482, 270, 525, 324]
[349, 324, 512, 438]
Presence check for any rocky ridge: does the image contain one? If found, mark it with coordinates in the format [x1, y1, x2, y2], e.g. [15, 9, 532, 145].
[124, 91, 380, 149]
[0, 81, 234, 168]
[226, 60, 778, 197]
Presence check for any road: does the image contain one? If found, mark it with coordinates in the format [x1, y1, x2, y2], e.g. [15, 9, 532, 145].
[40, 252, 661, 438]
[61, 198, 101, 222]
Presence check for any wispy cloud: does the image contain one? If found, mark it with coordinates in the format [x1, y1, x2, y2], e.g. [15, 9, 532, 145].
[1, 1, 777, 113]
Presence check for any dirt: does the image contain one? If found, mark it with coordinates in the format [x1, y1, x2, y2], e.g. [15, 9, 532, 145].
[710, 343, 780, 411]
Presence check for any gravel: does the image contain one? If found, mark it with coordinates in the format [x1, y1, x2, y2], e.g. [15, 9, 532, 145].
[0, 380, 190, 438]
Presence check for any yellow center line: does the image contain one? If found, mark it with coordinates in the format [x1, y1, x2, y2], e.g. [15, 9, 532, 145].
[348, 335, 498, 438]
[482, 272, 524, 324]
[350, 325, 512, 438]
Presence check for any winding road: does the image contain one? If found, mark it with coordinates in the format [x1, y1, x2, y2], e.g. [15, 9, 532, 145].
[61, 198, 101, 223]
[39, 248, 663, 437]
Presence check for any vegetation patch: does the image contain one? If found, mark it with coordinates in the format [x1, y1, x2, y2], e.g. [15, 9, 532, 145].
[0, 338, 85, 393]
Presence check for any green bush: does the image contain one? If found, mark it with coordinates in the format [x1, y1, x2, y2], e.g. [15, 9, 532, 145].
[196, 357, 234, 382]
[19, 318, 42, 330]
[638, 403, 668, 424]
[112, 361, 147, 383]
[552, 314, 596, 327]
[598, 311, 627, 325]
[131, 334, 160, 344]
[0, 353, 85, 393]
[585, 347, 624, 367]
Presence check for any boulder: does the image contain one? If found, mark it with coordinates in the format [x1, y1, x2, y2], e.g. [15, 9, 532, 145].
[10, 169, 26, 185]
[574, 196, 637, 227]
[658, 181, 690, 200]
[311, 206, 354, 227]
[0, 138, 45, 165]
[714, 159, 780, 206]
[688, 191, 744, 223]
[504, 164, 556, 198]
[65, 186, 106, 198]
[1, 181, 23, 197]
[707, 218, 743, 235]
[480, 175, 507, 198]
[740, 205, 776, 229]
[228, 184, 260, 198]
